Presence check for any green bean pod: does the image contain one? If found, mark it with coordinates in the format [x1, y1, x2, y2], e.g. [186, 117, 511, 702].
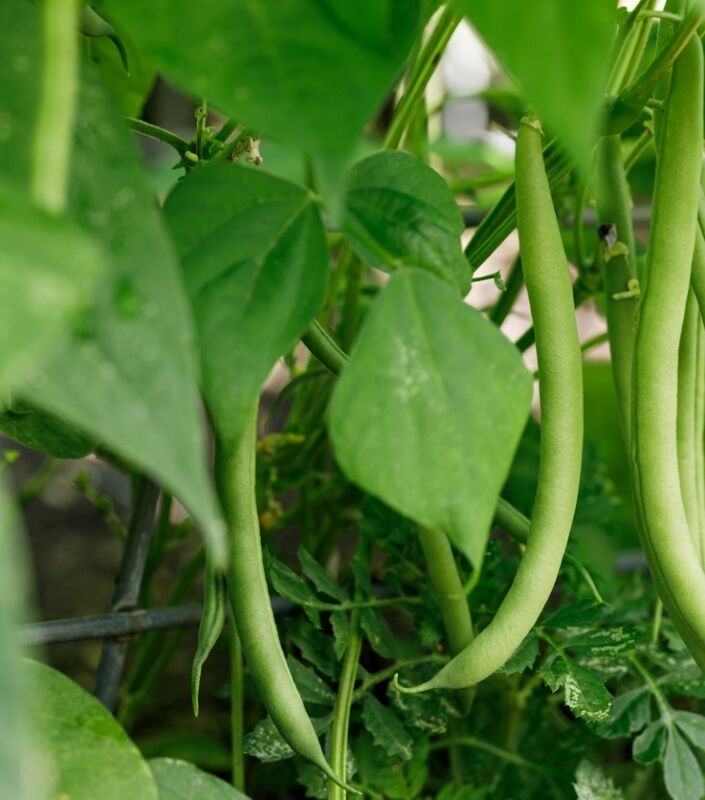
[395, 117, 583, 692]
[677, 293, 703, 562]
[215, 404, 356, 792]
[631, 35, 705, 670]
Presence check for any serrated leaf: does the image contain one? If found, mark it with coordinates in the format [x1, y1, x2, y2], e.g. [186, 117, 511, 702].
[22, 68, 226, 563]
[329, 269, 531, 568]
[164, 163, 328, 449]
[674, 711, 705, 752]
[331, 611, 351, 661]
[296, 761, 328, 800]
[496, 633, 539, 676]
[26, 660, 158, 798]
[457, 0, 616, 174]
[541, 601, 613, 629]
[286, 618, 337, 678]
[594, 687, 651, 740]
[361, 695, 414, 761]
[664, 728, 704, 800]
[573, 760, 625, 800]
[661, 664, 705, 700]
[561, 626, 642, 659]
[150, 758, 251, 800]
[341, 150, 470, 294]
[633, 720, 667, 765]
[389, 683, 456, 735]
[360, 608, 402, 660]
[243, 717, 295, 763]
[102, 0, 421, 161]
[286, 656, 336, 706]
[539, 656, 612, 723]
[297, 547, 349, 603]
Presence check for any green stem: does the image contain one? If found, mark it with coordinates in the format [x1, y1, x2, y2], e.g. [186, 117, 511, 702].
[327, 611, 362, 800]
[215, 117, 239, 142]
[384, 5, 462, 149]
[624, 127, 653, 174]
[352, 655, 446, 704]
[301, 320, 348, 376]
[126, 118, 190, 155]
[417, 526, 475, 711]
[229, 612, 245, 791]
[630, 655, 672, 721]
[32, 0, 80, 214]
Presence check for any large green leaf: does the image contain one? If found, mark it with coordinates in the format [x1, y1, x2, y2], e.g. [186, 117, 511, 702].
[341, 150, 470, 295]
[22, 69, 225, 563]
[101, 0, 420, 159]
[0, 482, 32, 799]
[150, 758, 251, 799]
[26, 660, 158, 799]
[0, 402, 95, 459]
[329, 269, 531, 567]
[458, 0, 616, 172]
[164, 164, 328, 446]
[0, 194, 101, 394]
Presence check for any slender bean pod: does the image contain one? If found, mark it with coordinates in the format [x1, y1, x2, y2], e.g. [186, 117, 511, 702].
[631, 35, 705, 671]
[215, 404, 356, 792]
[395, 118, 583, 692]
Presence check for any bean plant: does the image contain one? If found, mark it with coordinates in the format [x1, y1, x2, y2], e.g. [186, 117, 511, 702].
[4, 1, 705, 799]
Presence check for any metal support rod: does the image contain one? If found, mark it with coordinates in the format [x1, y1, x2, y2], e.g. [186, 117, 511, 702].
[20, 606, 203, 646]
[95, 477, 161, 710]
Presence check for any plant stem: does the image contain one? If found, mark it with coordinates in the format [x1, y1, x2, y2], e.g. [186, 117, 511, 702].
[302, 320, 348, 376]
[352, 655, 446, 703]
[229, 611, 245, 791]
[126, 118, 190, 155]
[384, 5, 462, 149]
[32, 0, 80, 214]
[624, 127, 653, 174]
[417, 526, 475, 712]
[327, 611, 362, 800]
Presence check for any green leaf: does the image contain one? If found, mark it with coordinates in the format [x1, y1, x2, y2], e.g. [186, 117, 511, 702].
[561, 626, 642, 659]
[633, 720, 667, 765]
[22, 70, 226, 564]
[594, 687, 651, 740]
[26, 660, 158, 798]
[242, 717, 295, 763]
[286, 655, 337, 706]
[298, 546, 349, 603]
[0, 402, 95, 458]
[457, 0, 616, 173]
[661, 664, 705, 700]
[150, 758, 250, 799]
[102, 0, 420, 160]
[360, 607, 402, 660]
[341, 151, 470, 294]
[389, 683, 458, 735]
[573, 760, 625, 800]
[329, 269, 531, 568]
[355, 732, 428, 800]
[286, 618, 338, 678]
[496, 633, 539, 676]
[0, 482, 33, 799]
[664, 728, 705, 800]
[0, 194, 101, 394]
[330, 610, 351, 661]
[164, 164, 328, 448]
[191, 565, 227, 716]
[266, 550, 321, 627]
[538, 656, 612, 724]
[674, 711, 705, 752]
[541, 600, 614, 629]
[361, 695, 414, 761]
